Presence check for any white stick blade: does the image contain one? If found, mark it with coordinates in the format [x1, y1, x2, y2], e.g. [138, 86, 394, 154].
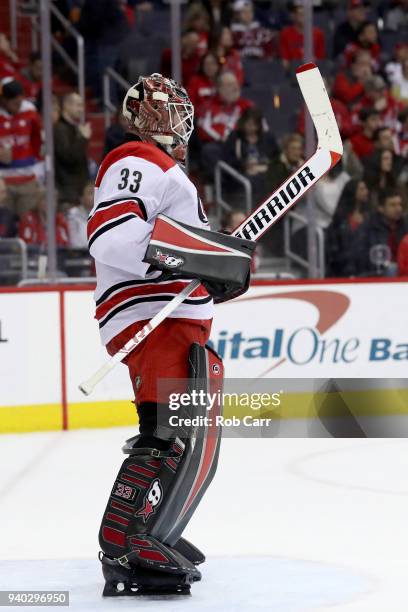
[296, 63, 343, 156]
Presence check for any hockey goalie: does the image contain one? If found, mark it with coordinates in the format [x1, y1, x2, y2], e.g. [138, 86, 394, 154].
[88, 74, 256, 596]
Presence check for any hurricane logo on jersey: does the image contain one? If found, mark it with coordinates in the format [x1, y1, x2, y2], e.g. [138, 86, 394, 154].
[154, 249, 184, 268]
[136, 479, 163, 522]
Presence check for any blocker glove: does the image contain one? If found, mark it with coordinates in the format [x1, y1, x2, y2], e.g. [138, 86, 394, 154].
[143, 215, 256, 303]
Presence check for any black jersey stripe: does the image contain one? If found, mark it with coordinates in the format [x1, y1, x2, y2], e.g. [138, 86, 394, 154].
[98, 294, 212, 329]
[88, 214, 137, 249]
[91, 197, 147, 220]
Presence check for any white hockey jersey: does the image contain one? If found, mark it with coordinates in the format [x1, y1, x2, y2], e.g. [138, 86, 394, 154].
[88, 138, 214, 345]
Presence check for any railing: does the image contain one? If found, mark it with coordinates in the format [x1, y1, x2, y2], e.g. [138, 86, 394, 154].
[103, 68, 131, 130]
[214, 161, 252, 222]
[284, 210, 326, 278]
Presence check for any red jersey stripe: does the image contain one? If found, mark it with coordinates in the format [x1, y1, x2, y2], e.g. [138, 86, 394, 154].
[95, 141, 175, 187]
[96, 281, 209, 320]
[87, 201, 145, 240]
[151, 217, 230, 254]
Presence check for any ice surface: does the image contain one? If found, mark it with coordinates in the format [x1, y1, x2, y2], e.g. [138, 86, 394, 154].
[0, 557, 368, 612]
[0, 428, 407, 611]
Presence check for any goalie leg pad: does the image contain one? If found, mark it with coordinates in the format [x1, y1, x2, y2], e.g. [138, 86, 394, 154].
[98, 343, 223, 570]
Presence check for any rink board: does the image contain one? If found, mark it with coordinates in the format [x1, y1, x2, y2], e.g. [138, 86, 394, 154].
[1, 279, 408, 433]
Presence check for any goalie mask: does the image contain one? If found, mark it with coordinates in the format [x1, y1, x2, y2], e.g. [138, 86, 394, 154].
[122, 73, 194, 164]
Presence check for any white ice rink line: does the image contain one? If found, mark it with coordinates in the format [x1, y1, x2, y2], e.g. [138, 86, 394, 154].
[0, 428, 407, 611]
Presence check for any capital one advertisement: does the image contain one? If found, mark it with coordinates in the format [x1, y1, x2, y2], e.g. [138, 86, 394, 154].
[209, 281, 407, 378]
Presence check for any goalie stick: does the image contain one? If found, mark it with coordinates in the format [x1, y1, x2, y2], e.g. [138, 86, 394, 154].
[79, 62, 343, 395]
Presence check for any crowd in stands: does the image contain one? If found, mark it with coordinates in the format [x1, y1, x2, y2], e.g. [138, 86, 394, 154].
[1, 0, 408, 280]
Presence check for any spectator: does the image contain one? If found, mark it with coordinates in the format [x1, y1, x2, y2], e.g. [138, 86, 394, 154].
[19, 185, 69, 247]
[197, 71, 252, 176]
[390, 57, 408, 105]
[54, 92, 91, 206]
[326, 178, 371, 276]
[309, 162, 351, 230]
[385, 42, 408, 85]
[349, 108, 381, 160]
[231, 0, 274, 59]
[67, 181, 94, 248]
[279, 1, 326, 70]
[161, 31, 201, 87]
[20, 52, 42, 102]
[363, 148, 406, 204]
[222, 107, 278, 202]
[292, 161, 351, 259]
[266, 133, 304, 192]
[351, 75, 403, 132]
[0, 33, 21, 81]
[385, 0, 408, 31]
[211, 27, 244, 85]
[332, 0, 368, 58]
[372, 126, 399, 154]
[188, 52, 220, 109]
[0, 177, 17, 237]
[398, 108, 408, 158]
[352, 188, 407, 275]
[333, 50, 372, 106]
[103, 107, 129, 156]
[343, 22, 381, 71]
[183, 3, 211, 58]
[0, 78, 42, 216]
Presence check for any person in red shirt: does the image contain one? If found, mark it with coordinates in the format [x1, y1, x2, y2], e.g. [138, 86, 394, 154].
[351, 75, 404, 132]
[333, 49, 372, 105]
[349, 108, 381, 159]
[343, 21, 381, 71]
[0, 78, 42, 216]
[198, 71, 252, 143]
[279, 1, 326, 70]
[188, 52, 220, 110]
[19, 185, 69, 247]
[211, 26, 244, 85]
[197, 71, 252, 178]
[160, 31, 201, 87]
